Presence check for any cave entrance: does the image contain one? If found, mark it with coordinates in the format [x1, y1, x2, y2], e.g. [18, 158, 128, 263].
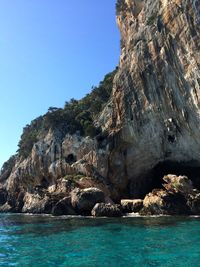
[129, 160, 200, 198]
[145, 160, 200, 195]
[65, 154, 76, 164]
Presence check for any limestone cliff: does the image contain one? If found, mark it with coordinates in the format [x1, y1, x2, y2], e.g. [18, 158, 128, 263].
[108, 0, 200, 197]
[0, 0, 200, 212]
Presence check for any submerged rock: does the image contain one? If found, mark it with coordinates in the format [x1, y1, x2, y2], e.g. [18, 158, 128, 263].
[91, 203, 122, 217]
[71, 187, 105, 215]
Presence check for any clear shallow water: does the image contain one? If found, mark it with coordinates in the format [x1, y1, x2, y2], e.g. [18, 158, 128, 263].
[0, 214, 200, 267]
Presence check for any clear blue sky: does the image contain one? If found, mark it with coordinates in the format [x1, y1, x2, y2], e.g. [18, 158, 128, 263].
[0, 1, 120, 168]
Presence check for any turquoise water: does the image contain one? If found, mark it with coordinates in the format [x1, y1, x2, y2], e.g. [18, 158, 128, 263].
[0, 214, 200, 267]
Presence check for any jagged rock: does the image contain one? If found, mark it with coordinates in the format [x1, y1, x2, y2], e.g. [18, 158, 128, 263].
[22, 192, 63, 214]
[91, 203, 122, 217]
[141, 189, 191, 215]
[52, 197, 76, 216]
[71, 187, 105, 215]
[163, 175, 194, 195]
[141, 189, 168, 215]
[0, 202, 14, 213]
[22, 193, 49, 213]
[121, 199, 143, 213]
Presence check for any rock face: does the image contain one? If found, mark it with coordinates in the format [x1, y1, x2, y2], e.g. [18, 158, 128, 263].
[0, 0, 200, 214]
[22, 193, 52, 214]
[108, 0, 200, 197]
[0, 130, 111, 213]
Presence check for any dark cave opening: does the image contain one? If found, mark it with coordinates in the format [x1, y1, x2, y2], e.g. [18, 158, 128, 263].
[65, 154, 76, 164]
[41, 177, 49, 188]
[145, 160, 200, 195]
[129, 160, 200, 199]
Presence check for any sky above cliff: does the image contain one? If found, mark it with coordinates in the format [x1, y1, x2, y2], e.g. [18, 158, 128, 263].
[0, 1, 120, 168]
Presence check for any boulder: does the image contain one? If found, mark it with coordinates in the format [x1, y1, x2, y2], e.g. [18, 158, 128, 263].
[71, 187, 105, 215]
[0, 202, 14, 213]
[52, 197, 76, 216]
[91, 203, 122, 217]
[140, 190, 168, 215]
[140, 188, 191, 216]
[22, 193, 49, 213]
[121, 199, 143, 213]
[22, 192, 61, 214]
[139, 175, 200, 215]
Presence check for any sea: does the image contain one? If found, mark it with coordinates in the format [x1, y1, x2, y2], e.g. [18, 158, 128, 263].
[0, 213, 200, 267]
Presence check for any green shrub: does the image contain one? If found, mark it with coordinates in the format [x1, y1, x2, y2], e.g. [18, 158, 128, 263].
[116, 0, 128, 15]
[63, 174, 88, 186]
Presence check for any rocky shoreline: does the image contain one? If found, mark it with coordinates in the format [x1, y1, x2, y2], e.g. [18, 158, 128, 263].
[1, 0, 200, 217]
[0, 174, 199, 217]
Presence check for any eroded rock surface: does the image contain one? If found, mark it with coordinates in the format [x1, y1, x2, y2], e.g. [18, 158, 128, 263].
[109, 0, 200, 197]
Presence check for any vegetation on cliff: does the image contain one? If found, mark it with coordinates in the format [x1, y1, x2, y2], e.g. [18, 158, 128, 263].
[116, 0, 128, 15]
[17, 69, 117, 158]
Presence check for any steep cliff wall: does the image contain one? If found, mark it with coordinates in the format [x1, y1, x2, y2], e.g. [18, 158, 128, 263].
[108, 0, 200, 197]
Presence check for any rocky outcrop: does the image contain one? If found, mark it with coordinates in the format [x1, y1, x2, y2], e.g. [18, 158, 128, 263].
[22, 192, 61, 214]
[4, 131, 109, 194]
[91, 203, 123, 217]
[121, 199, 143, 213]
[141, 175, 200, 215]
[0, 129, 112, 213]
[71, 187, 105, 215]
